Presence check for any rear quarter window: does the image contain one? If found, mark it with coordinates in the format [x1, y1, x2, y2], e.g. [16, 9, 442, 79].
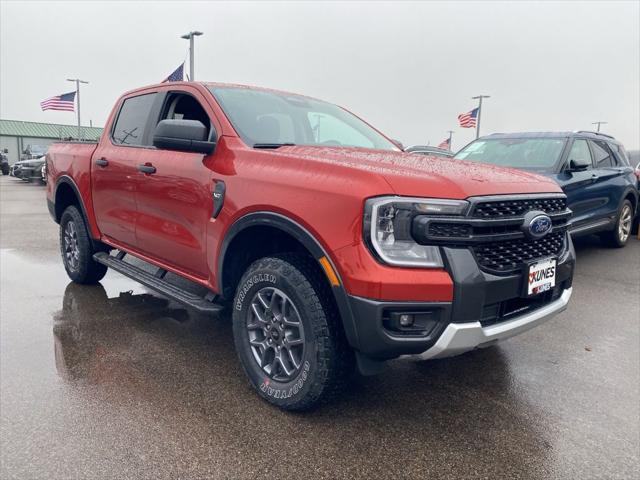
[609, 142, 630, 166]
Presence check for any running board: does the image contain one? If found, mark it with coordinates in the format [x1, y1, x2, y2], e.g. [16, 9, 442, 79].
[93, 251, 224, 314]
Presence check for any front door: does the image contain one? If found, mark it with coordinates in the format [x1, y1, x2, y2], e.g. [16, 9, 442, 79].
[133, 91, 215, 278]
[91, 92, 158, 247]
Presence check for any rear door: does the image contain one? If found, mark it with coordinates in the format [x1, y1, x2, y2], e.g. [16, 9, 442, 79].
[91, 92, 158, 247]
[587, 139, 628, 223]
[133, 89, 217, 278]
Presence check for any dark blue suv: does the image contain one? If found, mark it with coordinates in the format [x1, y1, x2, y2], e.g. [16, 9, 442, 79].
[455, 131, 639, 247]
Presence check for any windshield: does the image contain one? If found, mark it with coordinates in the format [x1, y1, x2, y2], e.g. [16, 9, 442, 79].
[454, 137, 566, 171]
[209, 87, 398, 151]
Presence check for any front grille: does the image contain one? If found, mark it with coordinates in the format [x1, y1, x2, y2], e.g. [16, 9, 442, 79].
[428, 222, 472, 238]
[472, 197, 567, 218]
[472, 231, 565, 273]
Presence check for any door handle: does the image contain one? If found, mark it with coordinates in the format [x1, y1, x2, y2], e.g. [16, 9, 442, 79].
[138, 164, 156, 174]
[95, 158, 109, 167]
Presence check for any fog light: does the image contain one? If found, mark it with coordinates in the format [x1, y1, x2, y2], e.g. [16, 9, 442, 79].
[399, 314, 414, 327]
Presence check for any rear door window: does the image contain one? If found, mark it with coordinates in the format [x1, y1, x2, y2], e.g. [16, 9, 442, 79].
[112, 93, 157, 146]
[590, 140, 616, 167]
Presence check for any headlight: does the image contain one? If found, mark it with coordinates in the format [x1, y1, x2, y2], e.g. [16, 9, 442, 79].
[364, 196, 469, 268]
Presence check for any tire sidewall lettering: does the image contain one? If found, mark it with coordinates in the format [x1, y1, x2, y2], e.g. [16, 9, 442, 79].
[235, 273, 276, 311]
[259, 361, 311, 399]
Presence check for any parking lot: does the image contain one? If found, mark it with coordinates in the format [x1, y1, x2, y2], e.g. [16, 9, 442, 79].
[0, 175, 638, 479]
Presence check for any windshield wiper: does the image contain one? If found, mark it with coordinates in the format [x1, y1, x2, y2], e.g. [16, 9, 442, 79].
[252, 143, 296, 149]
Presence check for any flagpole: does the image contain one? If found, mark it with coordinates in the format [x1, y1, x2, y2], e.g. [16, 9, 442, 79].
[181, 31, 203, 81]
[471, 95, 490, 139]
[447, 130, 454, 151]
[67, 78, 89, 140]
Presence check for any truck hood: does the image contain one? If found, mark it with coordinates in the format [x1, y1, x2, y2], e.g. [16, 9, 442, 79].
[277, 146, 563, 198]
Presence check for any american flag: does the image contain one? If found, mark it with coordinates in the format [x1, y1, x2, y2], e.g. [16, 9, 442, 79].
[40, 91, 76, 112]
[458, 108, 478, 128]
[163, 63, 184, 82]
[437, 137, 450, 150]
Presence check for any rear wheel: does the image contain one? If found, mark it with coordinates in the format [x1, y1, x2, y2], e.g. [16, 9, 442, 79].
[232, 254, 352, 411]
[60, 206, 108, 284]
[601, 200, 633, 248]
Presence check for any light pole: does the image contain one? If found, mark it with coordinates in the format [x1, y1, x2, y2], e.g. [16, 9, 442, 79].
[181, 31, 203, 81]
[66, 78, 89, 140]
[471, 95, 490, 139]
[446, 130, 454, 151]
[592, 121, 607, 132]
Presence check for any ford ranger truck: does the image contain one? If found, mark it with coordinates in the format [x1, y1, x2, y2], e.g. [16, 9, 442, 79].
[46, 82, 575, 410]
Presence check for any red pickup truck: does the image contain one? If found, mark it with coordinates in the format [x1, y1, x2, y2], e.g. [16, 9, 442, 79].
[46, 82, 575, 410]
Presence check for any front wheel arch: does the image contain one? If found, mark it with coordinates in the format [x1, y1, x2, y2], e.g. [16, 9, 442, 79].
[217, 212, 361, 351]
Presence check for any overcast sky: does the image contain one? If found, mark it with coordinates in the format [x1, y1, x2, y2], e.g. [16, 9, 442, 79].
[1, 0, 639, 150]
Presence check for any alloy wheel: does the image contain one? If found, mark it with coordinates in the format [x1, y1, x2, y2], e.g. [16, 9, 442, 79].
[63, 221, 80, 271]
[246, 287, 305, 382]
[618, 205, 632, 243]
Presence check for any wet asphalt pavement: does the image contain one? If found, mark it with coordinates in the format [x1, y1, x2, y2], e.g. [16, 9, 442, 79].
[1, 176, 639, 479]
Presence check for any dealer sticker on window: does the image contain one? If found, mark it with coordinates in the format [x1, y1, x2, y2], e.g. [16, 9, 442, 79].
[527, 258, 556, 296]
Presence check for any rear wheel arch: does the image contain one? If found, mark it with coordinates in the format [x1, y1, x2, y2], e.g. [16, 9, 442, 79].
[54, 177, 87, 224]
[622, 189, 638, 215]
[218, 212, 360, 349]
[54, 176, 106, 251]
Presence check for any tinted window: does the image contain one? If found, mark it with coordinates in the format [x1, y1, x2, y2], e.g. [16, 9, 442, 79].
[112, 93, 157, 146]
[566, 139, 592, 169]
[590, 140, 616, 167]
[454, 137, 565, 172]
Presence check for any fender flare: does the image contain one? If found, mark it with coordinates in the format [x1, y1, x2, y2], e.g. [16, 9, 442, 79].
[218, 211, 360, 349]
[53, 176, 90, 221]
[53, 176, 102, 246]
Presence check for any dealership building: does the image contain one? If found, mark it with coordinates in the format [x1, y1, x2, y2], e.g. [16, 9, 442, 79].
[0, 119, 103, 164]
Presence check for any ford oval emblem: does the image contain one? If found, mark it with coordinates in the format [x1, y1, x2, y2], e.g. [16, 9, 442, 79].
[528, 214, 552, 238]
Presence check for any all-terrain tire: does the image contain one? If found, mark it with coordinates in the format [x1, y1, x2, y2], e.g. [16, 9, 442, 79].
[59, 205, 108, 284]
[232, 253, 353, 411]
[600, 200, 634, 248]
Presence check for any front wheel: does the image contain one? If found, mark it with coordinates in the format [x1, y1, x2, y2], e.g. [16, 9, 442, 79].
[601, 200, 634, 248]
[232, 254, 352, 411]
[59, 206, 108, 284]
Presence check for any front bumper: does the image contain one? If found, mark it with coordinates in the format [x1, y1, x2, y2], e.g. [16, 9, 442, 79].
[417, 287, 572, 360]
[18, 166, 42, 181]
[346, 235, 575, 361]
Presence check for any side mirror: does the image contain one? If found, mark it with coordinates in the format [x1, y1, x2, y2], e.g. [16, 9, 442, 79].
[567, 157, 590, 172]
[153, 119, 216, 154]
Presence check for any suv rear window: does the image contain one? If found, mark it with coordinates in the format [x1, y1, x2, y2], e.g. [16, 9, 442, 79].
[112, 93, 157, 146]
